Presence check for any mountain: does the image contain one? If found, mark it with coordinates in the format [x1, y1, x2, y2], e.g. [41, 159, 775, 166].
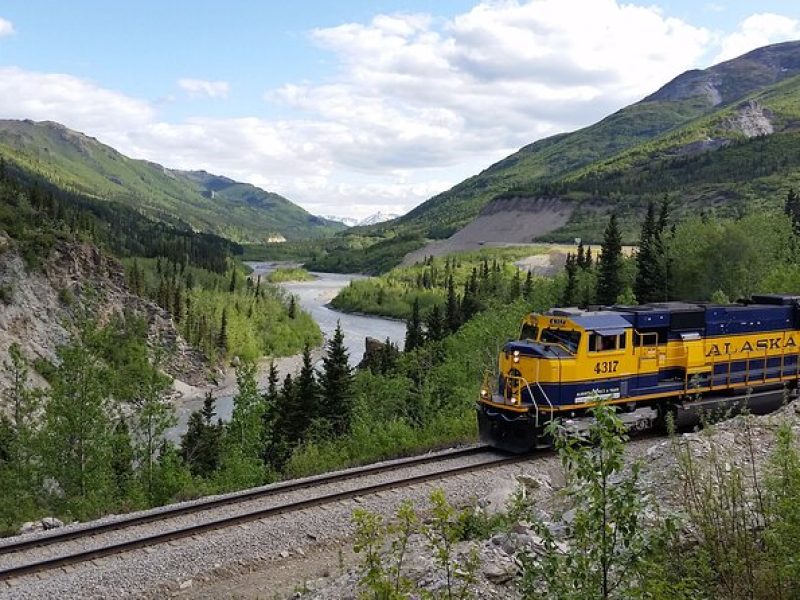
[358, 211, 402, 226]
[324, 211, 402, 227]
[0, 120, 345, 243]
[323, 215, 360, 227]
[374, 40, 800, 247]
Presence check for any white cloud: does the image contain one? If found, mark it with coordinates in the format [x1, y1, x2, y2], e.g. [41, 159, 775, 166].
[0, 17, 14, 37]
[178, 78, 230, 99]
[272, 0, 712, 176]
[0, 67, 154, 138]
[1, 3, 796, 219]
[715, 13, 800, 62]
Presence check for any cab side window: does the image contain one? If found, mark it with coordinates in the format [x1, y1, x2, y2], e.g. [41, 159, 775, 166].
[589, 332, 625, 352]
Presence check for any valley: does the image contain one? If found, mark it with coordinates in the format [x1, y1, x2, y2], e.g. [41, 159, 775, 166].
[2, 24, 800, 599]
[167, 265, 406, 440]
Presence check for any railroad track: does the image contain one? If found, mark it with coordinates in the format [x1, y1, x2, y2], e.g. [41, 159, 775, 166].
[0, 445, 529, 581]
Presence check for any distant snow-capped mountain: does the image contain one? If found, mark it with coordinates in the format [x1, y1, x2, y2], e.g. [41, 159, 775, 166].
[358, 211, 401, 225]
[322, 215, 360, 227]
[322, 212, 401, 227]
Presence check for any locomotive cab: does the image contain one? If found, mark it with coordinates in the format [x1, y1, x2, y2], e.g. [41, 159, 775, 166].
[478, 310, 637, 451]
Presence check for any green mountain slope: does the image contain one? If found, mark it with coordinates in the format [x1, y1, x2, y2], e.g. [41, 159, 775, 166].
[0, 119, 344, 242]
[384, 40, 800, 240]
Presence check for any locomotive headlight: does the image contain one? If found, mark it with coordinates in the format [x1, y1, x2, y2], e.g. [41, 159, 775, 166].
[480, 388, 489, 399]
[513, 350, 520, 363]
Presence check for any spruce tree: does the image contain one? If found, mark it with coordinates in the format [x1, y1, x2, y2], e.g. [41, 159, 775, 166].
[404, 298, 424, 352]
[596, 214, 624, 305]
[218, 308, 229, 351]
[654, 198, 671, 301]
[267, 373, 296, 467]
[319, 322, 353, 436]
[445, 275, 461, 333]
[378, 338, 400, 374]
[508, 269, 521, 301]
[562, 253, 577, 306]
[288, 295, 297, 319]
[634, 202, 658, 304]
[523, 270, 534, 299]
[264, 361, 279, 404]
[425, 304, 446, 342]
[181, 392, 222, 477]
[110, 418, 135, 498]
[282, 344, 321, 443]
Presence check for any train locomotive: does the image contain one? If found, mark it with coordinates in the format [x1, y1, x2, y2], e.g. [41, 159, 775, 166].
[478, 294, 800, 452]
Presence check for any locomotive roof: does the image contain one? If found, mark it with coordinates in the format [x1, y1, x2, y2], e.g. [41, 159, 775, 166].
[543, 309, 632, 332]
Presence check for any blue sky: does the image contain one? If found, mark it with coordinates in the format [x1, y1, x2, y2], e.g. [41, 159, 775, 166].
[0, 1, 799, 218]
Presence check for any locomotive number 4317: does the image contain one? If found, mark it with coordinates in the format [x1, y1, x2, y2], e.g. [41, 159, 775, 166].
[593, 360, 619, 374]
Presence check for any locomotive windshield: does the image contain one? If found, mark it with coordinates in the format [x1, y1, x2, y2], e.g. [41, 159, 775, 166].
[519, 324, 538, 341]
[540, 328, 581, 354]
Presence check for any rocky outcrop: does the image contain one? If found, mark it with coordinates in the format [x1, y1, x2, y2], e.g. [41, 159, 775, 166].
[722, 100, 774, 137]
[0, 232, 207, 404]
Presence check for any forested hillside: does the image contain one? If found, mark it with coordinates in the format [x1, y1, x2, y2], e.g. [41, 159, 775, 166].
[0, 120, 344, 242]
[0, 156, 321, 384]
[304, 41, 800, 273]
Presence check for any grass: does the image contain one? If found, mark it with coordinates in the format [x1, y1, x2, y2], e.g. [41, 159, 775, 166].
[265, 267, 315, 283]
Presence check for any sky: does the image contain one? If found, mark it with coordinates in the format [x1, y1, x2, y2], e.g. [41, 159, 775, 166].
[0, 1, 799, 220]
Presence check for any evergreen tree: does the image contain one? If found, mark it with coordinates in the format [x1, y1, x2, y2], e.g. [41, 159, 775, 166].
[181, 392, 222, 477]
[425, 304, 446, 343]
[278, 345, 320, 447]
[296, 343, 321, 418]
[218, 308, 229, 351]
[288, 295, 297, 319]
[264, 361, 279, 404]
[445, 275, 461, 333]
[229, 269, 237, 293]
[378, 338, 400, 374]
[508, 269, 522, 301]
[596, 214, 624, 305]
[319, 322, 353, 436]
[576, 241, 586, 269]
[785, 189, 800, 233]
[404, 298, 424, 352]
[584, 247, 593, 269]
[562, 253, 577, 306]
[266, 373, 295, 468]
[461, 268, 481, 321]
[653, 198, 671, 301]
[634, 201, 659, 304]
[523, 270, 534, 299]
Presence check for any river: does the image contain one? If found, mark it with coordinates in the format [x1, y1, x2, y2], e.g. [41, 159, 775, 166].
[166, 265, 406, 441]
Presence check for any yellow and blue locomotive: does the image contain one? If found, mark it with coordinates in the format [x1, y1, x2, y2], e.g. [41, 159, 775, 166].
[478, 294, 799, 452]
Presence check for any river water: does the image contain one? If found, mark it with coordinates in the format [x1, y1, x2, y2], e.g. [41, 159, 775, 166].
[166, 264, 406, 441]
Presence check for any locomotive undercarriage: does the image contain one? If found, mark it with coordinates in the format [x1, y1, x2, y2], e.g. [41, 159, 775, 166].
[478, 385, 793, 453]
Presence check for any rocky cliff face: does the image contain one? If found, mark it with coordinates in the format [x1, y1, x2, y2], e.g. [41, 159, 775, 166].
[0, 231, 207, 402]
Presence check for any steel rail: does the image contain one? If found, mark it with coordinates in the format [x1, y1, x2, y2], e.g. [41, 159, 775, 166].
[0, 445, 491, 557]
[0, 452, 529, 581]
